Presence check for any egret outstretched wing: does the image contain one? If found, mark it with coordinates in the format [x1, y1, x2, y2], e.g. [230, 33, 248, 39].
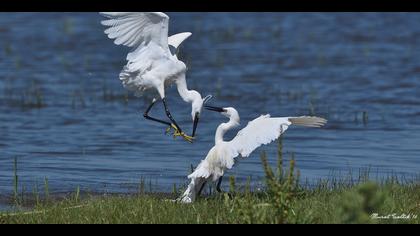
[168, 32, 192, 49]
[100, 12, 170, 49]
[182, 107, 327, 203]
[231, 115, 327, 158]
[168, 32, 192, 57]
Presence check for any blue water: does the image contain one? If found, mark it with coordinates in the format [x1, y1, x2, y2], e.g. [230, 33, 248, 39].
[0, 13, 419, 199]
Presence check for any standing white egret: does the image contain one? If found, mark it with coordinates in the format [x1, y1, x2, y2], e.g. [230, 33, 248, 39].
[179, 106, 327, 203]
[100, 12, 211, 142]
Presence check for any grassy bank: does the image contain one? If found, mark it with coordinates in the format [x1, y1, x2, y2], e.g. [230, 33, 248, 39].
[1, 140, 419, 224]
[0, 182, 418, 224]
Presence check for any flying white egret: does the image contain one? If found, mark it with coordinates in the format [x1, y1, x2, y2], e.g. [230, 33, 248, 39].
[179, 106, 327, 203]
[100, 12, 211, 142]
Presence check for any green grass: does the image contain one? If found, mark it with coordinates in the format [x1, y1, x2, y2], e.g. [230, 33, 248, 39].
[2, 140, 419, 224]
[0, 182, 418, 224]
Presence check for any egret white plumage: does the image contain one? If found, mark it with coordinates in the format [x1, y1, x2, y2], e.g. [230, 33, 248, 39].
[100, 12, 210, 142]
[179, 106, 327, 203]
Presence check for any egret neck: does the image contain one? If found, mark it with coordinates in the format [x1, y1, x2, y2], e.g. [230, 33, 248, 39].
[175, 75, 199, 104]
[215, 114, 240, 145]
[175, 75, 203, 138]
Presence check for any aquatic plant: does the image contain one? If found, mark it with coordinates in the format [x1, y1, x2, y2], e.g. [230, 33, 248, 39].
[214, 27, 236, 42]
[62, 18, 74, 35]
[71, 90, 86, 109]
[13, 157, 19, 205]
[242, 28, 254, 41]
[14, 56, 21, 70]
[101, 81, 132, 105]
[74, 186, 80, 203]
[4, 43, 12, 56]
[213, 51, 226, 68]
[172, 184, 178, 195]
[32, 180, 40, 207]
[44, 178, 49, 203]
[362, 111, 369, 126]
[214, 77, 223, 97]
[139, 177, 145, 195]
[354, 111, 369, 126]
[59, 54, 71, 71]
[19, 80, 46, 110]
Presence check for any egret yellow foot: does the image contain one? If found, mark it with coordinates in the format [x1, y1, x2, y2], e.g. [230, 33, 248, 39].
[165, 124, 194, 143]
[174, 131, 194, 143]
[165, 123, 178, 135]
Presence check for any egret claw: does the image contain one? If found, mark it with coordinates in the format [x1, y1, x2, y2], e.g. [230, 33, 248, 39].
[173, 131, 194, 143]
[178, 132, 194, 143]
[165, 126, 171, 135]
[165, 123, 179, 135]
[166, 124, 194, 143]
[179, 132, 194, 143]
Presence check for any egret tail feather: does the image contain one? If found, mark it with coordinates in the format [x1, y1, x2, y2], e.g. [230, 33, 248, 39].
[288, 116, 327, 128]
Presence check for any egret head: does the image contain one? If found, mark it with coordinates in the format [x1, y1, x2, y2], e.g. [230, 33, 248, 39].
[191, 94, 213, 137]
[204, 105, 240, 125]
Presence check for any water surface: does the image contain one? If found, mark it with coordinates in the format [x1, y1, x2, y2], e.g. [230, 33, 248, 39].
[0, 13, 419, 199]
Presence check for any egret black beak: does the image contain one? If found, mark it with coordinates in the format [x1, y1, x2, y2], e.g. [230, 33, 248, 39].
[192, 112, 199, 137]
[204, 105, 225, 113]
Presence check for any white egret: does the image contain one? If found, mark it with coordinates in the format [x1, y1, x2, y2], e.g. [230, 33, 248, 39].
[179, 106, 327, 203]
[100, 12, 211, 142]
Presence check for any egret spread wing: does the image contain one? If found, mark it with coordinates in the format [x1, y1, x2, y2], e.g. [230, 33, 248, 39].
[230, 115, 290, 158]
[168, 32, 192, 50]
[100, 12, 170, 49]
[230, 115, 327, 158]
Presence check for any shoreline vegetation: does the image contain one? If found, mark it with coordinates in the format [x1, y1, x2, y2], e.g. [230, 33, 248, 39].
[1, 140, 419, 224]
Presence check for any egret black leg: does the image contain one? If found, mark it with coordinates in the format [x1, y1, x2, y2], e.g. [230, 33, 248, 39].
[216, 176, 223, 193]
[162, 98, 182, 132]
[143, 99, 171, 126]
[161, 98, 194, 143]
[197, 180, 207, 197]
